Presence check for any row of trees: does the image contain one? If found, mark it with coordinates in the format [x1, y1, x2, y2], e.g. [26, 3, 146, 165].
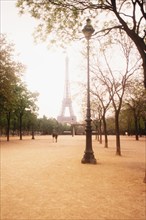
[0, 35, 73, 141]
[87, 33, 146, 156]
[0, 35, 39, 141]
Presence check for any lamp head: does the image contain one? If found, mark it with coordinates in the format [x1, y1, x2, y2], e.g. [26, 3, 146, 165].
[82, 18, 95, 40]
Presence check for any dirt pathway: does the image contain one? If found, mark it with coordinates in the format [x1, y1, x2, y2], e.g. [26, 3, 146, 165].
[1, 135, 146, 220]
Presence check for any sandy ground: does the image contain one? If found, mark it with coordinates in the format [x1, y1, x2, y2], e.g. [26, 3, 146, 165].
[0, 135, 146, 220]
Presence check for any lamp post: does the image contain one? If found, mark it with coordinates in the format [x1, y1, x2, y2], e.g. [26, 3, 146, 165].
[81, 19, 97, 164]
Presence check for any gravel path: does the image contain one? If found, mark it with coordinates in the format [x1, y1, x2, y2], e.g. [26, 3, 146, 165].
[1, 135, 146, 220]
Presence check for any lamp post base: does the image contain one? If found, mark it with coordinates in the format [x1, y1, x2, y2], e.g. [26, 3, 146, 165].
[81, 152, 97, 164]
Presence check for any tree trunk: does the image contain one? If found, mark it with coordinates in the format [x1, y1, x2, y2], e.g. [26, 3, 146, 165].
[144, 171, 146, 183]
[95, 125, 98, 140]
[96, 125, 99, 141]
[114, 9, 146, 88]
[115, 111, 121, 156]
[128, 33, 146, 88]
[102, 115, 108, 148]
[144, 121, 146, 183]
[6, 111, 11, 142]
[99, 119, 102, 144]
[12, 118, 16, 136]
[138, 119, 142, 137]
[134, 113, 139, 140]
[19, 113, 23, 140]
[32, 125, 35, 139]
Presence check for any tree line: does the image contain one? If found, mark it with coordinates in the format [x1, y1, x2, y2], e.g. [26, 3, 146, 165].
[0, 35, 71, 141]
[87, 33, 146, 156]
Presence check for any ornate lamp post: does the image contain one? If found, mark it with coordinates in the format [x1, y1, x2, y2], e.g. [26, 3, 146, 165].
[81, 19, 97, 164]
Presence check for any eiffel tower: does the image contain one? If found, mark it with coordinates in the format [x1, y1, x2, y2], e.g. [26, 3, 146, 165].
[57, 55, 77, 124]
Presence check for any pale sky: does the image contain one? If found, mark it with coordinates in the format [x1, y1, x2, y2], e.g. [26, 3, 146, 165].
[1, 0, 84, 121]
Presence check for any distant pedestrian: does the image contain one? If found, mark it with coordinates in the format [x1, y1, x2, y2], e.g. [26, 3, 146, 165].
[52, 129, 58, 143]
[125, 131, 128, 136]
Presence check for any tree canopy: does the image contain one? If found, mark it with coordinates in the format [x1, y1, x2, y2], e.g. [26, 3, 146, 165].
[16, 0, 146, 87]
[0, 34, 25, 113]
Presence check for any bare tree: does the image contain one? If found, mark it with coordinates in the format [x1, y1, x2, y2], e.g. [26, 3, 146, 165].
[90, 35, 141, 155]
[92, 100, 103, 144]
[91, 83, 112, 148]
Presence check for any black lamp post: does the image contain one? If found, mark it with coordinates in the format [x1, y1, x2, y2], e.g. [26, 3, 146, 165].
[81, 19, 97, 164]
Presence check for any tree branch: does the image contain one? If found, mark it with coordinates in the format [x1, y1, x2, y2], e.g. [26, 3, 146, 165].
[93, 25, 123, 38]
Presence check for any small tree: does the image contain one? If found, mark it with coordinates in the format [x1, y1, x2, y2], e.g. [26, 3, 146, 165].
[91, 82, 112, 148]
[92, 100, 103, 144]
[15, 83, 38, 140]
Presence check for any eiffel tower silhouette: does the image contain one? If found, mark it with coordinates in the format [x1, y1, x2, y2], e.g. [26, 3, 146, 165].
[57, 55, 77, 124]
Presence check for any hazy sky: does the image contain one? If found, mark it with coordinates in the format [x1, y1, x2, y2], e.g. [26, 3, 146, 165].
[1, 0, 83, 120]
